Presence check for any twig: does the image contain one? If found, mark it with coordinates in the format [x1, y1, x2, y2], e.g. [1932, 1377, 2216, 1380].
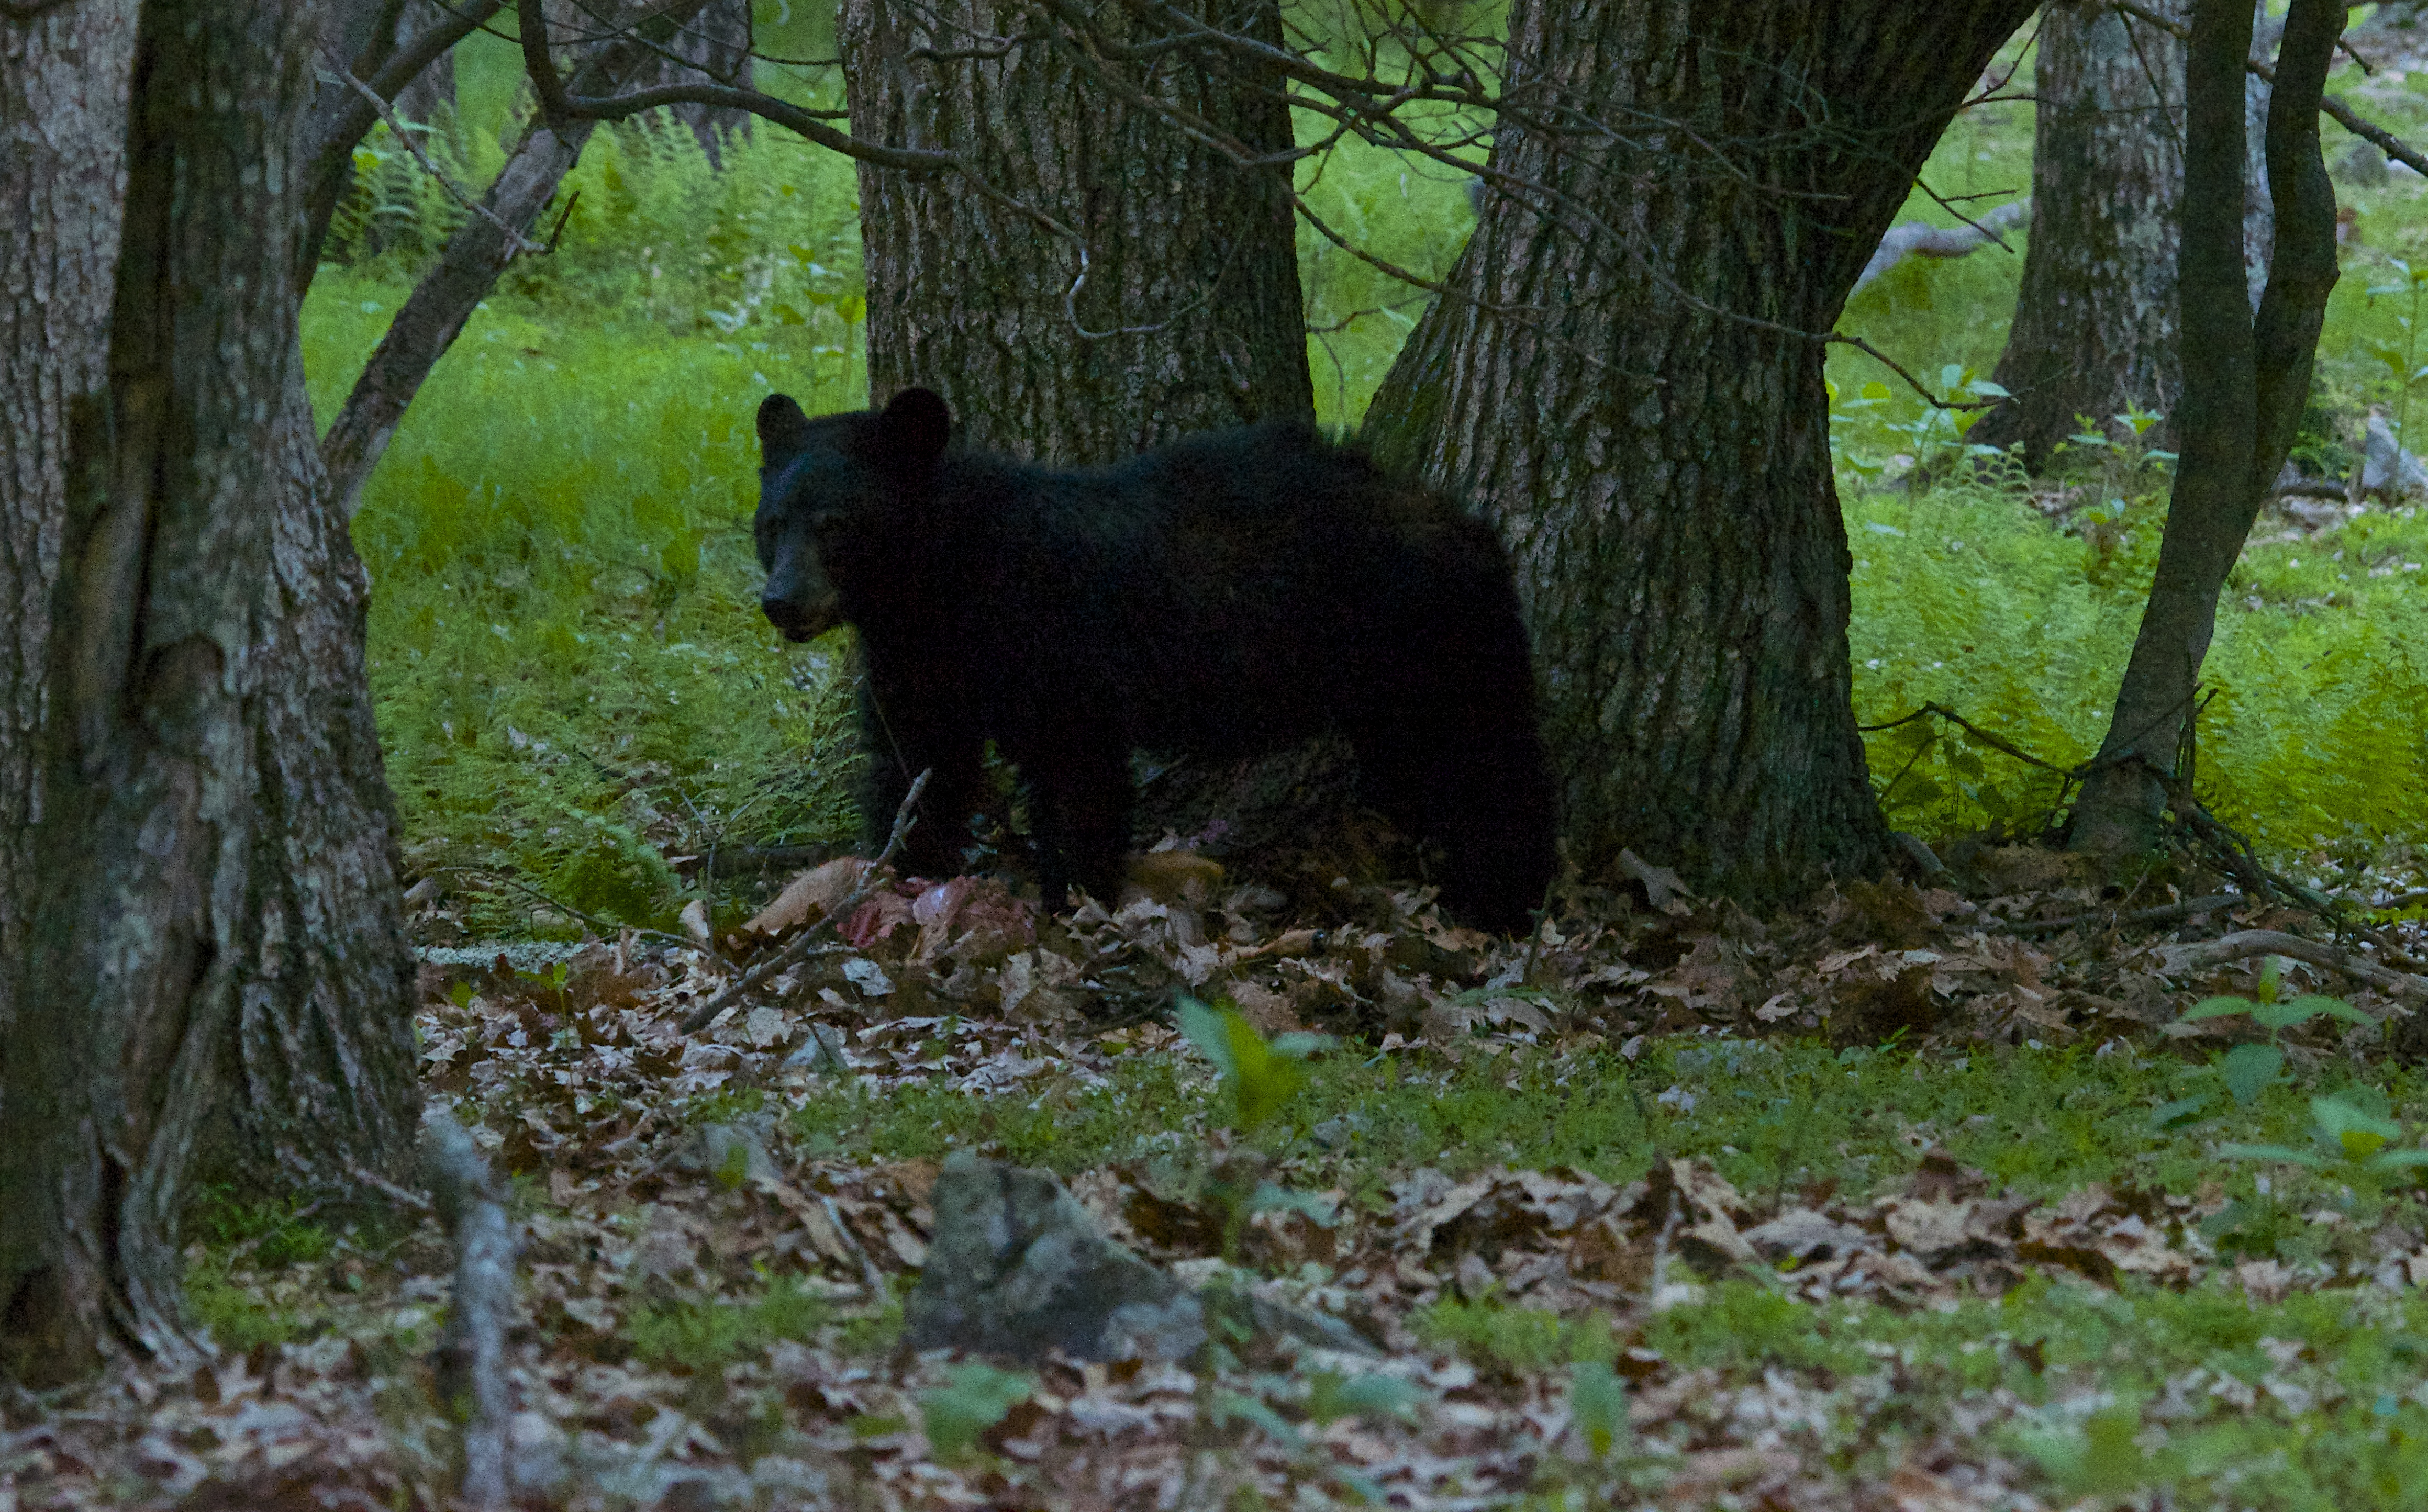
[321, 55, 552, 259]
[423, 1110, 518, 1511]
[1998, 891, 2251, 937]
[2155, 929, 2428, 1007]
[348, 1160, 436, 1215]
[678, 770, 930, 1034]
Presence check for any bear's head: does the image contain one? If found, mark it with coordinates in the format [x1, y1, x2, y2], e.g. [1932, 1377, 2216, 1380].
[753, 387, 952, 641]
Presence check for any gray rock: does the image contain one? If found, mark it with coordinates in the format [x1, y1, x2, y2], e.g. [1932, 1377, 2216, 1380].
[2364, 412, 2428, 497]
[904, 1152, 1207, 1362]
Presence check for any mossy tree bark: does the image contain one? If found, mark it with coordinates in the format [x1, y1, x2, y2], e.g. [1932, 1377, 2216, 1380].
[2068, 0, 2342, 857]
[1362, 0, 2038, 903]
[836, 0, 1313, 464]
[1969, 0, 2188, 469]
[0, 0, 422, 1381]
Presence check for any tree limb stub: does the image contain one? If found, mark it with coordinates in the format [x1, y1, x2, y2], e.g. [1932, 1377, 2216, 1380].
[424, 1110, 517, 1511]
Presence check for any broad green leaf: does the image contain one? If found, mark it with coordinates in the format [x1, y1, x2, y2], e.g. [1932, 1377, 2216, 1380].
[2367, 1150, 2428, 1172]
[1569, 1360, 1626, 1459]
[1212, 1388, 1306, 1451]
[2313, 1095, 2401, 1159]
[920, 1363, 1033, 1462]
[2220, 1143, 2326, 1168]
[1175, 996, 1238, 1079]
[1306, 1371, 1423, 1426]
[2220, 1043, 2285, 1107]
[2147, 1096, 2211, 1132]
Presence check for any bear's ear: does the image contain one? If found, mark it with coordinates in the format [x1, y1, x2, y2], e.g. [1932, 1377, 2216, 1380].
[756, 393, 813, 460]
[876, 387, 952, 463]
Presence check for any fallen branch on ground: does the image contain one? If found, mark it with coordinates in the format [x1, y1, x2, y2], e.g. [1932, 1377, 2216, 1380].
[678, 770, 930, 1034]
[424, 1111, 518, 1511]
[1854, 200, 2031, 294]
[2156, 929, 2428, 1007]
[2002, 892, 2251, 937]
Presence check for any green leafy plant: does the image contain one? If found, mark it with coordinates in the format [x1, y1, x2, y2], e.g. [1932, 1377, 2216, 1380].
[2171, 958, 2372, 1108]
[2365, 256, 2428, 460]
[919, 1361, 1035, 1464]
[1176, 995, 1330, 1138]
[2221, 1094, 2428, 1179]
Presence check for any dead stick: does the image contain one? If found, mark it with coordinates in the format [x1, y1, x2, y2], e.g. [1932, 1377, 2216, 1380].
[678, 770, 930, 1034]
[2000, 891, 2251, 937]
[2155, 928, 2428, 1007]
[424, 1110, 518, 1511]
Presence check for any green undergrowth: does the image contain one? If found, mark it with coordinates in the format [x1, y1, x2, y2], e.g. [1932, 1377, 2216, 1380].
[782, 1035, 2428, 1227]
[1474, 1278, 2428, 1509]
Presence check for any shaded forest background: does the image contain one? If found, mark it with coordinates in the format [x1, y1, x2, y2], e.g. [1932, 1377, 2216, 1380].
[321, 12, 2428, 946]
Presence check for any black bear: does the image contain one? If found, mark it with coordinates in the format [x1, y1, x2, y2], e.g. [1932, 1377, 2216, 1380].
[752, 387, 1557, 933]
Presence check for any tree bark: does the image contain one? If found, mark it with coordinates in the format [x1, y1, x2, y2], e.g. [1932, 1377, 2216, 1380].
[2069, 0, 2342, 857]
[629, 0, 752, 165]
[1967, 0, 2187, 468]
[0, 0, 421, 1381]
[1362, 0, 2036, 903]
[837, 0, 1313, 464]
[0, 0, 138, 1022]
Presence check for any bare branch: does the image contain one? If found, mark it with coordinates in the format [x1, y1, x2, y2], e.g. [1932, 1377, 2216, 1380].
[2109, 0, 2428, 178]
[321, 54, 552, 257]
[678, 770, 931, 1035]
[514, 0, 957, 171]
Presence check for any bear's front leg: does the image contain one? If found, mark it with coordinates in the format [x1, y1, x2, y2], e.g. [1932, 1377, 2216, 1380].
[1021, 736, 1132, 909]
[857, 686, 985, 880]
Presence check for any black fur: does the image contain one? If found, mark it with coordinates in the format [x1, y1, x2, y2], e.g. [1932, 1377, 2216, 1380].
[753, 387, 1557, 933]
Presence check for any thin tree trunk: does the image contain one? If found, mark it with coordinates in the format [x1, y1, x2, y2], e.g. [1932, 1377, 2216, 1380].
[1362, 0, 2037, 903]
[320, 5, 709, 518]
[302, 0, 505, 277]
[1968, 0, 2186, 468]
[0, 0, 421, 1380]
[838, 0, 1313, 464]
[2069, 0, 2341, 856]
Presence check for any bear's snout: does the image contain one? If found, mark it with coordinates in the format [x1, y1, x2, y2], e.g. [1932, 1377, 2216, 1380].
[760, 591, 839, 642]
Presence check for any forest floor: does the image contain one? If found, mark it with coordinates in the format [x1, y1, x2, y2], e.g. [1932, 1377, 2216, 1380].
[12, 842, 2428, 1510]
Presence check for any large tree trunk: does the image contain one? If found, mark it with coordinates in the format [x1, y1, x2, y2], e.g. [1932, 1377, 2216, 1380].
[1967, 0, 2187, 468]
[837, 0, 1313, 464]
[0, 0, 138, 1013]
[2069, 0, 2342, 857]
[0, 0, 421, 1381]
[1362, 0, 2037, 903]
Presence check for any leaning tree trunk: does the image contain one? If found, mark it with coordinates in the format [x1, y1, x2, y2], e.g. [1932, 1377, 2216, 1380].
[1968, 0, 2187, 469]
[1363, 0, 2039, 903]
[838, 0, 1313, 463]
[322, 1, 714, 517]
[2069, 0, 2341, 857]
[0, 0, 421, 1382]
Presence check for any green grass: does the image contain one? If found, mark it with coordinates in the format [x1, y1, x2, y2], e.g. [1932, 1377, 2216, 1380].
[780, 1036, 2428, 1239]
